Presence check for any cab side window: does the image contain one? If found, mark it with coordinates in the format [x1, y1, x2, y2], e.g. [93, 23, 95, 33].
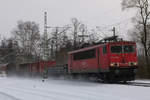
[103, 45, 107, 54]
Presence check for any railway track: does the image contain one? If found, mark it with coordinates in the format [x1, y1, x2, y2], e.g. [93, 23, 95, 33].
[118, 82, 150, 87]
[95, 80, 150, 87]
[127, 82, 150, 87]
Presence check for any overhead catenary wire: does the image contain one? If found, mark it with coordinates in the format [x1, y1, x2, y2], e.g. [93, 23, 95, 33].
[95, 17, 133, 39]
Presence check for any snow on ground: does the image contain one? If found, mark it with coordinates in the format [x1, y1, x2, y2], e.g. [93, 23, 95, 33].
[0, 77, 150, 100]
[133, 79, 150, 83]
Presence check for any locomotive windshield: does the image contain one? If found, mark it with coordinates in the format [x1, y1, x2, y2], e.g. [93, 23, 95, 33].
[111, 46, 122, 53]
[124, 45, 135, 53]
[111, 45, 135, 53]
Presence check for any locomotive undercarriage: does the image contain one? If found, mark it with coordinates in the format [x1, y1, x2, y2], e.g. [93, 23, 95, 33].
[98, 67, 137, 83]
[68, 67, 137, 83]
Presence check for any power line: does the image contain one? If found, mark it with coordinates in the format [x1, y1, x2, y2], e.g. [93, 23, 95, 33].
[100, 17, 132, 29]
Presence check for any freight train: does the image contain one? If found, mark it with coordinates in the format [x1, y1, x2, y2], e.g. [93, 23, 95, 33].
[11, 36, 138, 82]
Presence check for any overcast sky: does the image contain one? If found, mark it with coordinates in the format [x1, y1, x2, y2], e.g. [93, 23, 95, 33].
[0, 0, 135, 38]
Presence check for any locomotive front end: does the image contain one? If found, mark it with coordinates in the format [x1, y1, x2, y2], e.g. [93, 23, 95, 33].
[108, 41, 138, 81]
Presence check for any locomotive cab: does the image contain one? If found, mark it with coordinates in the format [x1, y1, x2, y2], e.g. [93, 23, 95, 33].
[107, 41, 138, 81]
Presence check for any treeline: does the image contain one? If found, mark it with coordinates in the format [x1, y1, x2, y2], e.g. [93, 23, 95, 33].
[0, 18, 100, 66]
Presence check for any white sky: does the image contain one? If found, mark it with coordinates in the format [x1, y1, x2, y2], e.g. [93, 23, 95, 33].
[0, 0, 135, 38]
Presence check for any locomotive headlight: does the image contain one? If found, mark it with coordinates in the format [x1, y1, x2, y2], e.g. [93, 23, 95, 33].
[110, 63, 118, 67]
[129, 62, 138, 66]
[134, 62, 138, 66]
[110, 63, 114, 66]
[129, 62, 134, 66]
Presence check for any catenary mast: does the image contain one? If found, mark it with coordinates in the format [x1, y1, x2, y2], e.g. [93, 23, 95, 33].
[43, 12, 49, 61]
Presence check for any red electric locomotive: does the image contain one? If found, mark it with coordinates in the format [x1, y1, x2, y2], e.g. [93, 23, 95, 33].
[68, 36, 138, 82]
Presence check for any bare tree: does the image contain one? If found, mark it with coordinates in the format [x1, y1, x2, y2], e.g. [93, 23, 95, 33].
[12, 20, 40, 62]
[0, 37, 18, 63]
[70, 18, 92, 49]
[71, 18, 81, 49]
[122, 0, 150, 68]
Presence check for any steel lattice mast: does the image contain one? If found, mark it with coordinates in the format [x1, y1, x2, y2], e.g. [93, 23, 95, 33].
[43, 12, 49, 61]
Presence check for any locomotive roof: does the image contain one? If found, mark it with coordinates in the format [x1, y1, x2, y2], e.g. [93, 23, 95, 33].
[68, 41, 136, 54]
